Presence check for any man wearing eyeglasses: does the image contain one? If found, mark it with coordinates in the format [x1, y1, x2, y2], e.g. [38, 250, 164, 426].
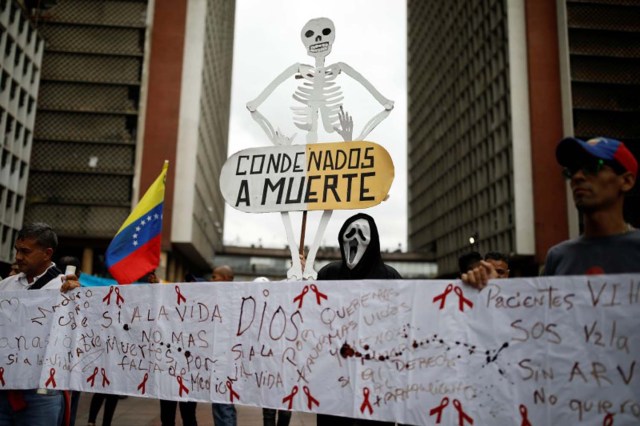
[543, 137, 638, 275]
[463, 137, 638, 288]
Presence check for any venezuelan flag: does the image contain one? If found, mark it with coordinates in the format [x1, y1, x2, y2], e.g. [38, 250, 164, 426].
[106, 161, 168, 284]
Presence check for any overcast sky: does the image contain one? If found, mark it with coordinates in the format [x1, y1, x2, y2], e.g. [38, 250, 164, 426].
[223, 0, 407, 251]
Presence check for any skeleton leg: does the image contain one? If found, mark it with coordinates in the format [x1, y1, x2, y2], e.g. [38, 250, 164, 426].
[281, 212, 303, 280]
[303, 209, 333, 280]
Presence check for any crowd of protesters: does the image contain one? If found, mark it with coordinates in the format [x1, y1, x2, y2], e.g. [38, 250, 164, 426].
[0, 136, 638, 425]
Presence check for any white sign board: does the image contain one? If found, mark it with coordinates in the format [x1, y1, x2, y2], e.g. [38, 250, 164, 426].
[220, 141, 394, 213]
[0, 276, 638, 425]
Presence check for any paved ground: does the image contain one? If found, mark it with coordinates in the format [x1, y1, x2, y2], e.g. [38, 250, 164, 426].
[75, 393, 316, 426]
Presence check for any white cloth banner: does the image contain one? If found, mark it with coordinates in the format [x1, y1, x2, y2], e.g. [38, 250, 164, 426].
[0, 276, 638, 425]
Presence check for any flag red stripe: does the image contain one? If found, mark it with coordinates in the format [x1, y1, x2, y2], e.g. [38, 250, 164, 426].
[108, 235, 161, 284]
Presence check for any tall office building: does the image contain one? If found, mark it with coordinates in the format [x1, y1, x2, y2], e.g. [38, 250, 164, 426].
[407, 0, 640, 276]
[23, 0, 235, 279]
[24, 0, 149, 275]
[142, 0, 235, 280]
[0, 0, 43, 263]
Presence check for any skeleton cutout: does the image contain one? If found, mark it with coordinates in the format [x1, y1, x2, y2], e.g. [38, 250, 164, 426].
[341, 218, 371, 269]
[246, 17, 393, 280]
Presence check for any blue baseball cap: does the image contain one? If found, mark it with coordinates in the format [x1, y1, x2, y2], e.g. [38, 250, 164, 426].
[556, 137, 638, 177]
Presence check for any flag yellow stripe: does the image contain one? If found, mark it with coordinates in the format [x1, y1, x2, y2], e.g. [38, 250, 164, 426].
[117, 161, 169, 234]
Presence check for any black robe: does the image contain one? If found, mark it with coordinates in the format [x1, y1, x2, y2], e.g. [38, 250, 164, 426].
[316, 213, 400, 426]
[318, 213, 401, 280]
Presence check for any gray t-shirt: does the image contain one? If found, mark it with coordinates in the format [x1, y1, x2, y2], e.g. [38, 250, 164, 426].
[543, 230, 640, 276]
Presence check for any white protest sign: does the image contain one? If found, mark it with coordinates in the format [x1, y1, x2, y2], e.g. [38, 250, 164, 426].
[242, 17, 397, 280]
[220, 141, 394, 213]
[0, 276, 638, 425]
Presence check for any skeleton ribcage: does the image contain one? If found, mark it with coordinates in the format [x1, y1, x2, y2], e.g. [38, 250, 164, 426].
[291, 66, 343, 133]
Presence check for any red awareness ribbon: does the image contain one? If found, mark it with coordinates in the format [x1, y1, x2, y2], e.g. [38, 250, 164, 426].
[303, 386, 319, 410]
[137, 373, 149, 395]
[293, 286, 309, 309]
[429, 397, 449, 423]
[360, 387, 373, 415]
[603, 413, 614, 426]
[175, 286, 187, 305]
[454, 286, 473, 311]
[519, 404, 531, 426]
[177, 376, 189, 397]
[102, 287, 114, 305]
[114, 287, 124, 306]
[45, 368, 57, 388]
[282, 385, 298, 410]
[432, 284, 453, 309]
[0, 367, 5, 386]
[453, 399, 473, 426]
[227, 380, 240, 402]
[310, 284, 328, 305]
[101, 368, 110, 387]
[86, 367, 99, 387]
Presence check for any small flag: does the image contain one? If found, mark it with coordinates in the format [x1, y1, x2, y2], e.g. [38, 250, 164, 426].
[105, 161, 168, 284]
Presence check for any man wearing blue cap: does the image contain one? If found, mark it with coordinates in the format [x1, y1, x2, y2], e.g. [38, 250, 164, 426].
[463, 136, 639, 287]
[543, 136, 638, 275]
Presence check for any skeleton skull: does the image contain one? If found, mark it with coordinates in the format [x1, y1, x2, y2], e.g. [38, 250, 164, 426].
[301, 17, 335, 59]
[341, 219, 370, 269]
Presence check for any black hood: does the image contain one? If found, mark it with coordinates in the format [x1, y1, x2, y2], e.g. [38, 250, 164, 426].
[337, 213, 382, 278]
[317, 212, 402, 281]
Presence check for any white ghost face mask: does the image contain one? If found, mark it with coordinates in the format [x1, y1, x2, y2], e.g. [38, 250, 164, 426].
[342, 219, 371, 269]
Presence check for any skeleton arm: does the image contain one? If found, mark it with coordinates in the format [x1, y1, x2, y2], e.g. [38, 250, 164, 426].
[337, 62, 394, 140]
[247, 64, 301, 145]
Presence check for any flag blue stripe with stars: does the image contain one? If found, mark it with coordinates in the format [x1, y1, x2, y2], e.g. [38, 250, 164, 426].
[105, 203, 164, 267]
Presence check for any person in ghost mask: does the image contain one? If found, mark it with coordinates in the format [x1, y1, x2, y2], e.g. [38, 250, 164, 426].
[318, 213, 401, 280]
[317, 213, 400, 426]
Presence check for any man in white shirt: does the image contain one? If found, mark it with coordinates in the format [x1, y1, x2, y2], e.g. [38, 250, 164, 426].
[0, 223, 79, 292]
[0, 222, 80, 426]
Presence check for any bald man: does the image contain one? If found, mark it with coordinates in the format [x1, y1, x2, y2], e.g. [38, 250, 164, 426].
[211, 265, 234, 282]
